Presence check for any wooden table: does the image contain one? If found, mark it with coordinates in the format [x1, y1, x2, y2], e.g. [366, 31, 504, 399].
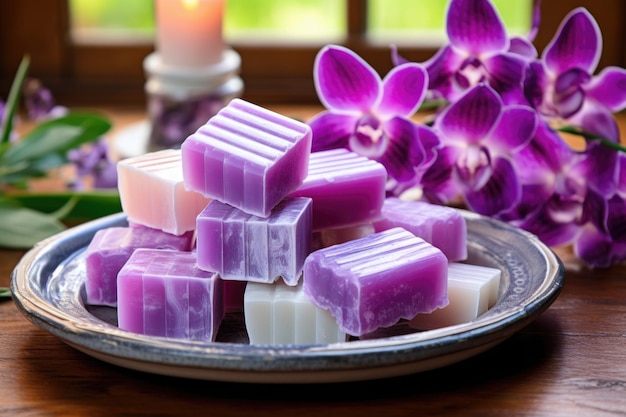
[2, 108, 626, 416]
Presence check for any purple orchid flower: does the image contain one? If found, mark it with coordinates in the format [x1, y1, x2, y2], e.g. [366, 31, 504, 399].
[422, 0, 528, 103]
[524, 8, 626, 137]
[308, 44, 440, 189]
[423, 83, 537, 216]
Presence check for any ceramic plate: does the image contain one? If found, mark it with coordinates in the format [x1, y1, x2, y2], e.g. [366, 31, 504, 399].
[10, 211, 564, 384]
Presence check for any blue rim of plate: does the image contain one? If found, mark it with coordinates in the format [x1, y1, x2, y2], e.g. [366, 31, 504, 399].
[10, 210, 564, 384]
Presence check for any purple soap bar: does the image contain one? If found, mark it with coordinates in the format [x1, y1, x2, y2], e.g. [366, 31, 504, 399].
[196, 197, 312, 286]
[289, 149, 387, 231]
[181, 98, 312, 217]
[85, 226, 194, 307]
[117, 249, 223, 341]
[373, 198, 468, 261]
[303, 227, 448, 336]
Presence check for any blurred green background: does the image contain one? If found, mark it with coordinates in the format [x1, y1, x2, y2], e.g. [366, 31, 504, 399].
[69, 0, 531, 43]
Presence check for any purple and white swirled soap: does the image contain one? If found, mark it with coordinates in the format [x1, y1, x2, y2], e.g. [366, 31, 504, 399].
[181, 98, 312, 218]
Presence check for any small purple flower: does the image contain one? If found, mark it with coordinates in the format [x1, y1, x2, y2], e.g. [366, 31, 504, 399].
[423, 0, 527, 103]
[22, 78, 67, 121]
[67, 139, 117, 190]
[308, 44, 440, 189]
[423, 83, 537, 216]
[524, 8, 626, 137]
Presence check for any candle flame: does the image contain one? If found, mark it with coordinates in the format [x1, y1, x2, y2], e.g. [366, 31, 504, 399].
[182, 0, 199, 11]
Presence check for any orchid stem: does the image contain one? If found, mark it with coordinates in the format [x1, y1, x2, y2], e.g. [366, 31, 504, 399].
[558, 125, 626, 153]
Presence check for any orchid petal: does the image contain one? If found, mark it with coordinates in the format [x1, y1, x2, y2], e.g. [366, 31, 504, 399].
[446, 0, 508, 55]
[437, 84, 502, 145]
[483, 53, 527, 93]
[308, 111, 357, 152]
[379, 63, 427, 119]
[585, 66, 626, 112]
[377, 117, 424, 182]
[556, 86, 585, 119]
[421, 145, 463, 204]
[424, 45, 465, 100]
[572, 141, 619, 197]
[524, 206, 581, 246]
[569, 101, 620, 141]
[488, 105, 537, 152]
[508, 36, 538, 59]
[390, 45, 409, 66]
[523, 61, 549, 110]
[314, 44, 381, 112]
[514, 121, 572, 183]
[607, 196, 626, 242]
[464, 156, 520, 216]
[553, 69, 589, 118]
[526, 0, 542, 41]
[543, 8, 601, 74]
[415, 124, 441, 168]
[574, 224, 623, 268]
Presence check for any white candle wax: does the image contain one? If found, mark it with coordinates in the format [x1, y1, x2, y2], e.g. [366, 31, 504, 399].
[155, 0, 225, 67]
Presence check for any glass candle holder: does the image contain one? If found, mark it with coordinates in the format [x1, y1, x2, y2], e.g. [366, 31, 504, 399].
[143, 49, 243, 151]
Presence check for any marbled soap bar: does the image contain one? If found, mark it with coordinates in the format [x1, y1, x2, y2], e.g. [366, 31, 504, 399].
[117, 248, 223, 341]
[303, 227, 448, 336]
[181, 98, 312, 218]
[244, 281, 347, 345]
[85, 226, 194, 306]
[196, 197, 312, 286]
[289, 149, 387, 230]
[373, 198, 468, 261]
[409, 262, 501, 329]
[117, 149, 211, 235]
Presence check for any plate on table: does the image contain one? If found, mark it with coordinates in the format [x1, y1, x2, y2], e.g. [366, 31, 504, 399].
[10, 210, 564, 384]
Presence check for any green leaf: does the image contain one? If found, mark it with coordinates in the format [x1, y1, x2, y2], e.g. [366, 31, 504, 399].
[2, 112, 112, 166]
[0, 287, 11, 301]
[0, 203, 67, 249]
[0, 55, 29, 147]
[7, 190, 121, 221]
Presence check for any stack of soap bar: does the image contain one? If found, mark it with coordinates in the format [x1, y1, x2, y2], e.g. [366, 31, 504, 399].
[117, 149, 211, 235]
[181, 98, 312, 218]
[85, 226, 194, 307]
[303, 227, 449, 336]
[409, 262, 501, 329]
[373, 198, 468, 261]
[289, 149, 387, 230]
[196, 197, 312, 286]
[244, 281, 347, 345]
[117, 248, 223, 341]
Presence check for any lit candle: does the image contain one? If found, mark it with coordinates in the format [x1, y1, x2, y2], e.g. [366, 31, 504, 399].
[155, 0, 225, 67]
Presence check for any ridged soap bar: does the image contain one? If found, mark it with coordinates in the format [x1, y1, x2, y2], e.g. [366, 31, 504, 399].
[409, 262, 501, 329]
[85, 226, 194, 307]
[244, 281, 346, 345]
[196, 197, 312, 285]
[181, 98, 312, 217]
[303, 227, 449, 336]
[373, 198, 468, 261]
[117, 248, 223, 341]
[117, 149, 211, 235]
[289, 149, 387, 230]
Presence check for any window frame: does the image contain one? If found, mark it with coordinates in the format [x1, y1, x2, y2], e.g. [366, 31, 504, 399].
[1, 0, 625, 107]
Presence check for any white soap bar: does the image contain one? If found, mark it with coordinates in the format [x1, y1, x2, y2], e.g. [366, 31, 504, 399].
[117, 149, 211, 235]
[409, 262, 501, 330]
[244, 281, 347, 345]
